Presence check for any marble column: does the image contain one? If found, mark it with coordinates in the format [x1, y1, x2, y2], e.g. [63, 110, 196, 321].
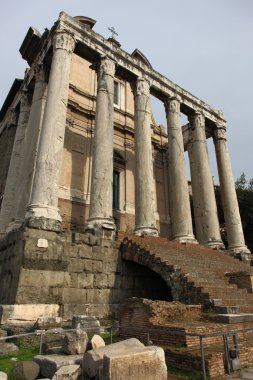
[0, 90, 30, 235]
[165, 95, 196, 243]
[12, 64, 47, 230]
[133, 78, 158, 236]
[188, 111, 224, 248]
[87, 57, 116, 234]
[214, 123, 250, 253]
[25, 30, 75, 231]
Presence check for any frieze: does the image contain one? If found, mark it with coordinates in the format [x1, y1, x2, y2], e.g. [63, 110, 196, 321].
[54, 31, 75, 53]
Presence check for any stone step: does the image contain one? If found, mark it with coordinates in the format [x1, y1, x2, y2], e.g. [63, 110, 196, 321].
[215, 313, 253, 324]
[215, 305, 240, 314]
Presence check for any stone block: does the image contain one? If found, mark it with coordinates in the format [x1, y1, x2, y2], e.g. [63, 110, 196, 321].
[42, 329, 66, 354]
[86, 289, 111, 304]
[72, 315, 100, 334]
[77, 245, 92, 259]
[94, 274, 108, 289]
[12, 361, 40, 380]
[92, 260, 103, 273]
[215, 313, 253, 324]
[77, 273, 94, 289]
[62, 330, 88, 355]
[82, 338, 144, 378]
[100, 346, 167, 380]
[0, 304, 60, 325]
[62, 305, 90, 321]
[0, 343, 19, 356]
[68, 259, 84, 273]
[33, 354, 83, 378]
[34, 317, 62, 329]
[107, 274, 120, 289]
[0, 372, 7, 380]
[52, 364, 81, 380]
[62, 288, 87, 304]
[90, 334, 105, 349]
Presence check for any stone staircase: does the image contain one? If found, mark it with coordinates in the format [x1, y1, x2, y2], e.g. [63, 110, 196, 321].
[119, 233, 253, 317]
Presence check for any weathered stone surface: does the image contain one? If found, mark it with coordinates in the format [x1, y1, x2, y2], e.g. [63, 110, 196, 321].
[62, 330, 88, 355]
[0, 343, 19, 356]
[42, 328, 65, 354]
[82, 338, 144, 378]
[71, 315, 100, 334]
[90, 334, 105, 350]
[52, 364, 81, 380]
[0, 304, 59, 324]
[33, 354, 82, 378]
[12, 361, 40, 380]
[0, 330, 7, 341]
[34, 317, 62, 329]
[99, 346, 167, 380]
[0, 372, 7, 380]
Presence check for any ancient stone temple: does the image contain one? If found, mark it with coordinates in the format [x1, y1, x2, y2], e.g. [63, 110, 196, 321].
[0, 13, 251, 317]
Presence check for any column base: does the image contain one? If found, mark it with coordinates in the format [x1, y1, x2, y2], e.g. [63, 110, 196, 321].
[227, 245, 252, 266]
[25, 204, 62, 232]
[205, 239, 225, 250]
[85, 217, 116, 240]
[173, 233, 198, 244]
[134, 226, 158, 237]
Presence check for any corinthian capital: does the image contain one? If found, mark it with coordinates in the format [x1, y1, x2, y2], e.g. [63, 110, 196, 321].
[54, 31, 75, 53]
[166, 94, 182, 115]
[99, 57, 116, 77]
[214, 123, 227, 142]
[134, 78, 150, 97]
[34, 64, 46, 83]
[193, 110, 205, 130]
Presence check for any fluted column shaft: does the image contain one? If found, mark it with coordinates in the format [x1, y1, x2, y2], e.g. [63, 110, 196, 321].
[26, 31, 75, 231]
[0, 91, 30, 235]
[166, 96, 196, 243]
[134, 78, 158, 236]
[188, 112, 224, 248]
[214, 124, 249, 253]
[13, 65, 47, 228]
[87, 57, 116, 233]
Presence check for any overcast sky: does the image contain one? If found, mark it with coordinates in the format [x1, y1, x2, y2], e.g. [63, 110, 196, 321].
[1, 0, 252, 183]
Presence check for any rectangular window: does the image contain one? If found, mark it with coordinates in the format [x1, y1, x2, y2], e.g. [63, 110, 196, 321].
[113, 171, 120, 209]
[114, 81, 119, 106]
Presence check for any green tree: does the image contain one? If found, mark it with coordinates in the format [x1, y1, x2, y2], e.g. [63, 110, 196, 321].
[235, 172, 247, 190]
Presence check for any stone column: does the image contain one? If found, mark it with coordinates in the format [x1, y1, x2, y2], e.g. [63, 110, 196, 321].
[133, 78, 158, 236]
[0, 90, 30, 235]
[165, 95, 196, 243]
[12, 64, 47, 230]
[87, 57, 116, 235]
[214, 123, 250, 254]
[188, 111, 224, 248]
[25, 30, 75, 231]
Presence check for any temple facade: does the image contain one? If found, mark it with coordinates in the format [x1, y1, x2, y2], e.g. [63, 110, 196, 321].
[0, 12, 249, 255]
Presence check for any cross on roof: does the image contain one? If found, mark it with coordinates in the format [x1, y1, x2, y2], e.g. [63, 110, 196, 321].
[108, 26, 118, 39]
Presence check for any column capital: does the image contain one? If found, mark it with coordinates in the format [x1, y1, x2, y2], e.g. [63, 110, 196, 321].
[193, 110, 205, 129]
[53, 30, 76, 53]
[99, 56, 116, 77]
[214, 123, 227, 142]
[33, 63, 46, 83]
[165, 94, 182, 115]
[134, 77, 150, 97]
[19, 88, 30, 112]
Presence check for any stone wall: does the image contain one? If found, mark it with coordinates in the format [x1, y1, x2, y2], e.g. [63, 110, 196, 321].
[0, 227, 171, 319]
